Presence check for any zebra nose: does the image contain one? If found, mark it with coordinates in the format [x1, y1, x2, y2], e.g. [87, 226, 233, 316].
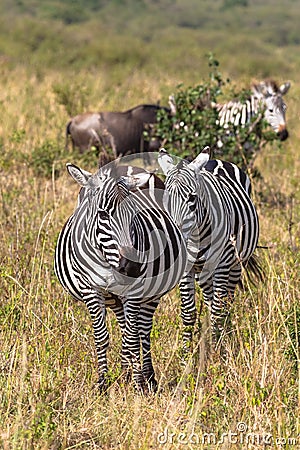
[277, 128, 289, 141]
[118, 256, 142, 278]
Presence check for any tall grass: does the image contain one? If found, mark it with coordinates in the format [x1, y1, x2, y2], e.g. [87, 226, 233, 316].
[0, 62, 299, 449]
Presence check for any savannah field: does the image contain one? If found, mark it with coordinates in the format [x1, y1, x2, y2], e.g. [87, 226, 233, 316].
[0, 1, 300, 449]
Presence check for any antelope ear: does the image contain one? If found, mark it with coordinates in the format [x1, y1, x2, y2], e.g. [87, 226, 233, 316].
[189, 146, 211, 172]
[158, 148, 175, 175]
[67, 163, 92, 186]
[279, 81, 290, 96]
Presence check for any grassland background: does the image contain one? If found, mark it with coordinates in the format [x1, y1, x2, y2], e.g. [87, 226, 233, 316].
[0, 0, 300, 448]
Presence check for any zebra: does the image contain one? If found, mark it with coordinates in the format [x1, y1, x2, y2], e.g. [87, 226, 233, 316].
[213, 79, 290, 147]
[202, 158, 252, 195]
[54, 161, 188, 393]
[158, 146, 260, 350]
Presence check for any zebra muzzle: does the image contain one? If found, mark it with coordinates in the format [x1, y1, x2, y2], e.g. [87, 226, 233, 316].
[115, 246, 143, 280]
[277, 127, 288, 141]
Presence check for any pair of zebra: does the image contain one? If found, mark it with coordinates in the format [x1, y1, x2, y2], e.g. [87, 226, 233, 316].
[54, 146, 260, 394]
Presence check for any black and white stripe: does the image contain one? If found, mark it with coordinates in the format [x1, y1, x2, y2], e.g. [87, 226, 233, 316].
[54, 163, 187, 392]
[202, 158, 251, 195]
[158, 147, 260, 349]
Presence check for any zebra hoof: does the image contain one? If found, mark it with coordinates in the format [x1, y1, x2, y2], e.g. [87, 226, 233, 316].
[98, 374, 109, 394]
[120, 367, 132, 385]
[135, 375, 158, 395]
[146, 376, 158, 393]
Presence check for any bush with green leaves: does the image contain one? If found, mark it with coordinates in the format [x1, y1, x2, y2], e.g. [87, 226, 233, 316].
[29, 140, 65, 178]
[151, 54, 279, 169]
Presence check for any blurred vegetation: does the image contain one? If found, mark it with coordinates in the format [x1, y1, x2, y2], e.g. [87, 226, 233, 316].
[0, 0, 300, 82]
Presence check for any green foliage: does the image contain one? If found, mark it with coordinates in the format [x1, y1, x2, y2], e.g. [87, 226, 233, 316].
[10, 128, 26, 144]
[43, 3, 89, 24]
[222, 0, 248, 9]
[152, 54, 278, 168]
[1, 0, 300, 77]
[151, 54, 222, 160]
[29, 140, 65, 178]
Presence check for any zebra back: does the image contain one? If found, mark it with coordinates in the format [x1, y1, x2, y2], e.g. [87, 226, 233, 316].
[203, 159, 251, 195]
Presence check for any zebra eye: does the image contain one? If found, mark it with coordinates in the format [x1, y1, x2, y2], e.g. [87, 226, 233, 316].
[188, 193, 197, 210]
[98, 210, 108, 220]
[268, 108, 273, 113]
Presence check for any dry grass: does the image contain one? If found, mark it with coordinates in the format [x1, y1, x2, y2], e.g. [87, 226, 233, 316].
[0, 66, 299, 449]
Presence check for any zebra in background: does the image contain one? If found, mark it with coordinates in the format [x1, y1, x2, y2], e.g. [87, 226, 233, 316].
[213, 79, 290, 146]
[158, 146, 260, 350]
[54, 162, 188, 393]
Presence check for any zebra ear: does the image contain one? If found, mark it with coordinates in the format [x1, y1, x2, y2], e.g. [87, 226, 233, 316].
[189, 146, 210, 172]
[122, 172, 152, 189]
[279, 81, 290, 96]
[67, 163, 92, 186]
[158, 148, 175, 175]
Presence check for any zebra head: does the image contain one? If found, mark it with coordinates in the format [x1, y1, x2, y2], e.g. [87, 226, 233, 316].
[252, 80, 290, 141]
[67, 162, 145, 281]
[158, 147, 210, 240]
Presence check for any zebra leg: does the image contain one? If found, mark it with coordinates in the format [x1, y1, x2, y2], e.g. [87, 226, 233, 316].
[124, 301, 146, 392]
[196, 274, 214, 347]
[226, 262, 242, 335]
[211, 264, 232, 348]
[139, 300, 159, 392]
[228, 263, 242, 295]
[108, 297, 131, 384]
[85, 294, 110, 393]
[209, 264, 242, 357]
[213, 262, 243, 343]
[179, 271, 196, 354]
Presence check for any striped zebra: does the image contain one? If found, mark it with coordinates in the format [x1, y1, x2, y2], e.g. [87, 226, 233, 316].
[158, 146, 260, 349]
[54, 162, 187, 393]
[214, 79, 290, 145]
[202, 158, 252, 196]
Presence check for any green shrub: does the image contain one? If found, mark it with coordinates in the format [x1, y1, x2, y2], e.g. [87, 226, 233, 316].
[29, 139, 65, 178]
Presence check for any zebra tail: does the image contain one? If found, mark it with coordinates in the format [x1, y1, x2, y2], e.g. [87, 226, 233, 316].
[65, 120, 72, 150]
[239, 252, 264, 288]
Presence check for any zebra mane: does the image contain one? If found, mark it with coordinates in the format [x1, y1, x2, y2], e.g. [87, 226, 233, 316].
[252, 79, 280, 96]
[264, 79, 280, 92]
[163, 159, 190, 182]
[115, 178, 130, 200]
[91, 162, 130, 203]
[177, 159, 190, 170]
